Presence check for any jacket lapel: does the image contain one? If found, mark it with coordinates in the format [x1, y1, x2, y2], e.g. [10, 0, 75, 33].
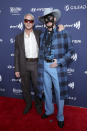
[33, 30, 40, 47]
[20, 32, 25, 52]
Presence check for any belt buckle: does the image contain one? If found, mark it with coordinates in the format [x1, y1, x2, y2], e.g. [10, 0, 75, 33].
[26, 58, 38, 62]
[45, 59, 54, 62]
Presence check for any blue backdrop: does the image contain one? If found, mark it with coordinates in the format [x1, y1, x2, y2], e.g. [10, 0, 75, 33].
[0, 0, 87, 108]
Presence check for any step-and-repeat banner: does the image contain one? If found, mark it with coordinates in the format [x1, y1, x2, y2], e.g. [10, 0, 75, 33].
[0, 0, 87, 108]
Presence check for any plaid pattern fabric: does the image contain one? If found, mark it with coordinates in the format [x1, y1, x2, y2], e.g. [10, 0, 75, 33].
[37, 28, 74, 99]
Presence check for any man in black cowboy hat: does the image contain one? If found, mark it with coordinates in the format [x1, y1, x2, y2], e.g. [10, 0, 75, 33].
[38, 8, 74, 128]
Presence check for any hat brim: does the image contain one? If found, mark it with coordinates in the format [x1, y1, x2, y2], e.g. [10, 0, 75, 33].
[38, 9, 61, 23]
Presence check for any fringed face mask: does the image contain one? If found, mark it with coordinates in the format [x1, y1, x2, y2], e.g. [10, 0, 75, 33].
[44, 14, 54, 28]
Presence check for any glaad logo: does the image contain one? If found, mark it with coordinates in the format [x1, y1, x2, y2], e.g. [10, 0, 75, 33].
[10, 38, 15, 44]
[64, 5, 87, 11]
[68, 82, 74, 89]
[11, 78, 21, 83]
[0, 38, 3, 43]
[67, 68, 75, 75]
[0, 88, 5, 92]
[0, 10, 2, 14]
[7, 65, 15, 69]
[72, 40, 82, 44]
[11, 53, 14, 57]
[10, 7, 22, 15]
[84, 71, 87, 74]
[13, 88, 22, 95]
[0, 75, 2, 82]
[64, 21, 80, 30]
[68, 96, 77, 101]
[35, 25, 44, 28]
[74, 21, 80, 29]
[10, 22, 23, 30]
[71, 53, 77, 61]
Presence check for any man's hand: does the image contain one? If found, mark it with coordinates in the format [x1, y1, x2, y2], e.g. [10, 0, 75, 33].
[50, 59, 58, 68]
[15, 72, 20, 78]
[58, 24, 64, 31]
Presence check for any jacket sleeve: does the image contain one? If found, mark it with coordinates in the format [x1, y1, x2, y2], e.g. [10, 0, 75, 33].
[57, 30, 75, 66]
[14, 35, 20, 72]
